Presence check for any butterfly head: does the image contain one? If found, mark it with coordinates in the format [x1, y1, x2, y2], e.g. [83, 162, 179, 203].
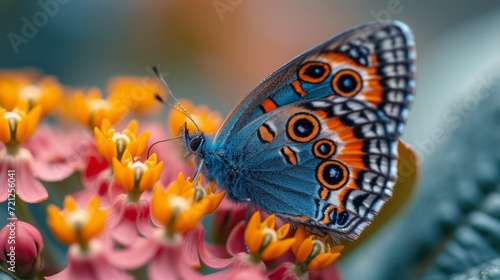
[183, 122, 205, 154]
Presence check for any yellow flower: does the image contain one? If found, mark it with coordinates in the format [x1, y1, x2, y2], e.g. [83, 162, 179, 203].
[244, 212, 296, 263]
[151, 173, 225, 234]
[46, 196, 106, 248]
[74, 88, 127, 129]
[0, 70, 62, 116]
[291, 227, 343, 272]
[168, 99, 222, 136]
[94, 119, 150, 163]
[107, 76, 163, 115]
[0, 105, 42, 145]
[112, 150, 163, 197]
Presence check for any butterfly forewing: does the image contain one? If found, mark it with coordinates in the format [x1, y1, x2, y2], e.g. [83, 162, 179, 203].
[214, 21, 415, 143]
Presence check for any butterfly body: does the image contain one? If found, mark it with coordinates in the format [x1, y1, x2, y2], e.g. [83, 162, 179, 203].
[184, 21, 415, 240]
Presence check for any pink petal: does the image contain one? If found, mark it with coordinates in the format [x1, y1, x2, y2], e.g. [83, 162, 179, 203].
[76, 168, 112, 206]
[108, 178, 126, 201]
[32, 159, 75, 182]
[202, 253, 267, 280]
[184, 224, 233, 269]
[16, 150, 48, 203]
[0, 149, 48, 203]
[309, 263, 342, 280]
[268, 262, 301, 280]
[47, 243, 133, 280]
[0, 155, 10, 202]
[226, 221, 247, 256]
[149, 245, 183, 280]
[211, 198, 247, 244]
[108, 196, 140, 246]
[107, 237, 158, 269]
[24, 124, 94, 182]
[136, 198, 155, 237]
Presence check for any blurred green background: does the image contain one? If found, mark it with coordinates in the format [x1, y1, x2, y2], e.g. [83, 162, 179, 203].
[3, 1, 500, 279]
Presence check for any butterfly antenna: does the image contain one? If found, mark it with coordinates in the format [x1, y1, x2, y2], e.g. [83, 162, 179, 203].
[150, 65, 202, 134]
[147, 136, 182, 158]
[154, 94, 195, 120]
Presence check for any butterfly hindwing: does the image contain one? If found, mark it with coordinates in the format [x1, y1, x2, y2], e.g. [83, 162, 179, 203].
[224, 97, 398, 240]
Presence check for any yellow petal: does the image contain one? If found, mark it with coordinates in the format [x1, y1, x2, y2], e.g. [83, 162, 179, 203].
[104, 139, 118, 162]
[121, 149, 133, 164]
[151, 186, 172, 226]
[108, 105, 128, 125]
[204, 191, 226, 214]
[64, 196, 78, 211]
[292, 227, 308, 254]
[262, 214, 276, 229]
[74, 93, 89, 126]
[261, 238, 296, 261]
[122, 167, 135, 191]
[296, 237, 313, 263]
[276, 223, 290, 239]
[47, 205, 77, 244]
[92, 109, 106, 128]
[307, 253, 340, 271]
[15, 115, 31, 142]
[139, 168, 155, 192]
[245, 212, 261, 245]
[173, 208, 204, 233]
[0, 118, 11, 143]
[81, 204, 106, 243]
[127, 140, 140, 156]
[247, 230, 264, 254]
[126, 119, 138, 134]
[94, 126, 104, 143]
[25, 105, 41, 138]
[331, 245, 344, 254]
[87, 196, 100, 210]
[134, 130, 150, 155]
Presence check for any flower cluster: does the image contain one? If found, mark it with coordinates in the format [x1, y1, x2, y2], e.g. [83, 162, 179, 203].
[0, 69, 344, 279]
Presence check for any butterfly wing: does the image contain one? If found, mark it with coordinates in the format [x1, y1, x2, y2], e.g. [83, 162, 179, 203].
[214, 21, 415, 144]
[225, 97, 398, 240]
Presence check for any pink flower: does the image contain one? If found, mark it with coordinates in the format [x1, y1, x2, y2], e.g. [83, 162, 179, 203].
[106, 192, 152, 246]
[23, 124, 93, 182]
[211, 198, 247, 245]
[0, 148, 48, 203]
[204, 253, 268, 280]
[77, 146, 111, 206]
[46, 240, 133, 280]
[0, 220, 44, 278]
[109, 227, 206, 280]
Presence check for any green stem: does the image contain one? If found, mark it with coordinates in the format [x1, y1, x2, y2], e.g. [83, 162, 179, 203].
[6, 141, 20, 155]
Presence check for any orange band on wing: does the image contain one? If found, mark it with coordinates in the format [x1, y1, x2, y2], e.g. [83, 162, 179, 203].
[291, 80, 307, 97]
[259, 98, 278, 113]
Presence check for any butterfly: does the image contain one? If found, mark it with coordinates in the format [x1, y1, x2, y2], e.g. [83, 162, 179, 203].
[181, 21, 415, 241]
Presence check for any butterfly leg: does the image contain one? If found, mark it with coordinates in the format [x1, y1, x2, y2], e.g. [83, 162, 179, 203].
[193, 160, 205, 182]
